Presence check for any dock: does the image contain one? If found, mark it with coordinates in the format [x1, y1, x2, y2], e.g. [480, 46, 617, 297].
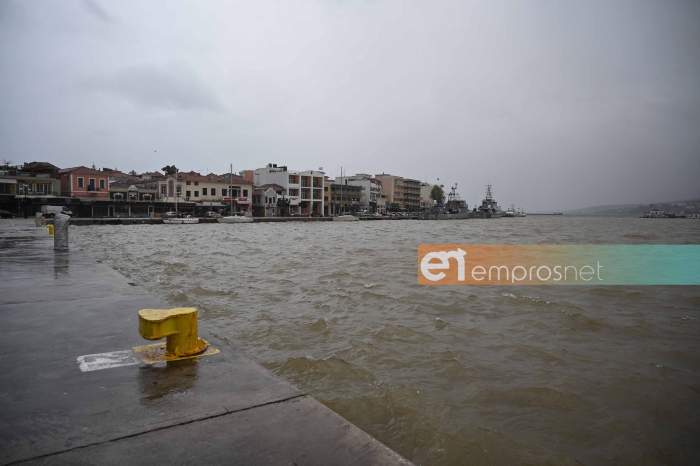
[42, 216, 411, 226]
[0, 220, 411, 465]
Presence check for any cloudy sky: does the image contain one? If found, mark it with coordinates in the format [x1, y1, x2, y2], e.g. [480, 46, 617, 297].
[1, 0, 698, 210]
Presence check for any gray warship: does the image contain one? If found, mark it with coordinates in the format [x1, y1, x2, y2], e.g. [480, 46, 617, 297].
[420, 184, 469, 220]
[470, 184, 502, 218]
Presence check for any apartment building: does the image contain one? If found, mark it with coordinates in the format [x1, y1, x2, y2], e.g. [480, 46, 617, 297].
[253, 163, 324, 215]
[335, 173, 382, 213]
[403, 178, 421, 212]
[374, 174, 405, 211]
[324, 179, 363, 216]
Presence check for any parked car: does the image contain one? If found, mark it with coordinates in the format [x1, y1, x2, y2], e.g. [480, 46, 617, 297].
[0, 210, 16, 219]
[205, 211, 220, 218]
[163, 211, 179, 218]
[40, 205, 73, 217]
[290, 213, 301, 217]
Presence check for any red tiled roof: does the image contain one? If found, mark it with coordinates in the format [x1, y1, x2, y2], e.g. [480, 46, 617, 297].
[216, 173, 251, 184]
[256, 183, 284, 191]
[58, 166, 107, 176]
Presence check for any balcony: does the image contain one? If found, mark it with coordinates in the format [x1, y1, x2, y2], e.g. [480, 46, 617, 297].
[16, 189, 54, 196]
[87, 186, 101, 192]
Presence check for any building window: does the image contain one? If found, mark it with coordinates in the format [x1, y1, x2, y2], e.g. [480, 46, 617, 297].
[243, 189, 248, 197]
[194, 182, 199, 186]
[194, 191, 199, 197]
[202, 188, 208, 195]
[211, 188, 216, 196]
[176, 187, 182, 196]
[77, 177, 84, 188]
[221, 188, 226, 197]
[89, 178, 96, 189]
[161, 185, 166, 195]
[99, 179, 105, 189]
[186, 181, 191, 185]
[186, 190, 191, 198]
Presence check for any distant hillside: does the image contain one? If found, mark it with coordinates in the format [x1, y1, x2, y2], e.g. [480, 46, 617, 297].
[566, 200, 700, 217]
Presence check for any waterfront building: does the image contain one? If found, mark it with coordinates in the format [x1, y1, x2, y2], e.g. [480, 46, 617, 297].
[59, 166, 110, 200]
[0, 162, 65, 217]
[420, 182, 438, 209]
[253, 164, 324, 216]
[334, 173, 382, 213]
[109, 181, 158, 203]
[377, 190, 387, 214]
[156, 172, 253, 215]
[374, 174, 405, 211]
[252, 184, 285, 217]
[324, 178, 363, 216]
[403, 178, 421, 212]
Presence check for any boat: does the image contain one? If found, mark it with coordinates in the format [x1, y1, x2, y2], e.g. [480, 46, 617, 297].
[163, 215, 199, 224]
[504, 205, 516, 217]
[334, 214, 358, 221]
[219, 163, 253, 223]
[643, 209, 667, 218]
[554, 210, 563, 215]
[163, 170, 199, 224]
[219, 212, 253, 223]
[420, 184, 469, 220]
[474, 184, 501, 218]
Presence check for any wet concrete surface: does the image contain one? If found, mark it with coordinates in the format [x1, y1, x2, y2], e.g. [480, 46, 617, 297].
[0, 220, 411, 465]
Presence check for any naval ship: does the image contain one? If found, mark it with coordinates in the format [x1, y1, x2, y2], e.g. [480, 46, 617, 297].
[470, 184, 502, 218]
[420, 184, 469, 220]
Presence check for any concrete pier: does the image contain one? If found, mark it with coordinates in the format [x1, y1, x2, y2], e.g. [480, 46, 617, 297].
[0, 219, 411, 466]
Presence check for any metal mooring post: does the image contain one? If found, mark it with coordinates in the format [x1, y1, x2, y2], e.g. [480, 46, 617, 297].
[54, 214, 70, 250]
[35, 212, 43, 227]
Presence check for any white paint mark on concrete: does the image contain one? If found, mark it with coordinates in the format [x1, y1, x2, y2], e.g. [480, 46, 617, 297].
[77, 350, 140, 372]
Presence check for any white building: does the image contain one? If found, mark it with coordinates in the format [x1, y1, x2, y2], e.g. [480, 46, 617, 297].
[420, 183, 437, 209]
[253, 164, 324, 216]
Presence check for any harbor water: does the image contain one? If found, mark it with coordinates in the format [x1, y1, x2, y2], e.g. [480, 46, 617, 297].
[71, 217, 700, 465]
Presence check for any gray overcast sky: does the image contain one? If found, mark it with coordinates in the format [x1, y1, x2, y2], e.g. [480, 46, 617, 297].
[1, 0, 699, 210]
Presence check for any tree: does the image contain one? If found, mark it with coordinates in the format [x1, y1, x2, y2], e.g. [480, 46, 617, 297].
[2, 159, 13, 167]
[430, 185, 445, 204]
[162, 165, 178, 175]
[128, 170, 138, 176]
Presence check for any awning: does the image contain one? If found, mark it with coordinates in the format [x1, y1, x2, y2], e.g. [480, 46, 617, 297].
[200, 201, 225, 207]
[236, 198, 250, 205]
[0, 179, 17, 184]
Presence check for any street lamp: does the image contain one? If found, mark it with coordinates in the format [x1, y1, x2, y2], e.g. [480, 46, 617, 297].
[20, 183, 28, 218]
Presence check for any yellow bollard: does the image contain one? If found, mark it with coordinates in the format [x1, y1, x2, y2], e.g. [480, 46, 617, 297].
[47, 224, 54, 235]
[133, 308, 217, 363]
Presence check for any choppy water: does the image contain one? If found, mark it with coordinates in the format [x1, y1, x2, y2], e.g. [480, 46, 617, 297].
[71, 217, 700, 465]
